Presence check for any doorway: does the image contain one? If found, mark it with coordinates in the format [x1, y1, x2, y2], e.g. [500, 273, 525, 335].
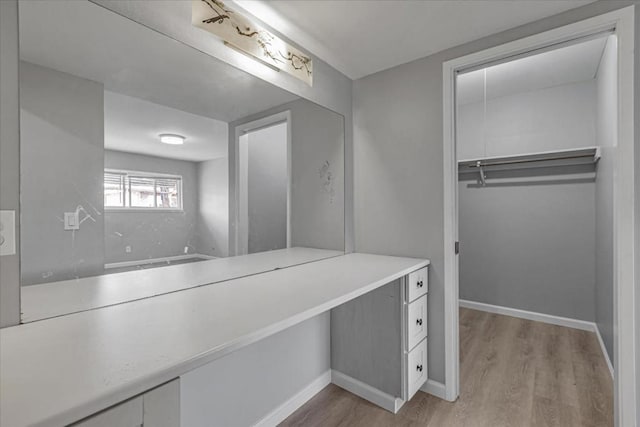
[442, 7, 636, 425]
[235, 112, 292, 255]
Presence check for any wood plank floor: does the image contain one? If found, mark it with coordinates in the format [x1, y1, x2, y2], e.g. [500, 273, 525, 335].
[279, 308, 613, 427]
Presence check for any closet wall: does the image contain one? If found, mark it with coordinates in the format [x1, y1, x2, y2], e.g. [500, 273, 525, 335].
[458, 36, 617, 327]
[595, 36, 617, 361]
[457, 78, 598, 321]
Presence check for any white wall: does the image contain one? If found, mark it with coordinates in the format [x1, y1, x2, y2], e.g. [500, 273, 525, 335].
[20, 61, 105, 285]
[196, 158, 229, 258]
[595, 35, 618, 363]
[457, 80, 597, 159]
[180, 313, 330, 427]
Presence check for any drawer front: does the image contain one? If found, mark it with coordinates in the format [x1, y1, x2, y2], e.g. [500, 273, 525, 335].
[407, 266, 428, 302]
[407, 295, 428, 351]
[406, 338, 428, 401]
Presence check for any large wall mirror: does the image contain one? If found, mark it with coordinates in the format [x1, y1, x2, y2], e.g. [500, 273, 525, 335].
[18, 0, 345, 322]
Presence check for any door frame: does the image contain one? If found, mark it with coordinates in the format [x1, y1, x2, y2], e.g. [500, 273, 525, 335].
[233, 111, 292, 255]
[441, 6, 636, 425]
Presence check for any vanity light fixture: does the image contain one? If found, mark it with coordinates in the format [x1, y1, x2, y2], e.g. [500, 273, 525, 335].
[192, 0, 313, 86]
[159, 134, 186, 145]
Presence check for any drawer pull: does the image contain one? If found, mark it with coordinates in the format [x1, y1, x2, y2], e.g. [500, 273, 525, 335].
[416, 318, 423, 326]
[416, 280, 423, 288]
[416, 364, 423, 372]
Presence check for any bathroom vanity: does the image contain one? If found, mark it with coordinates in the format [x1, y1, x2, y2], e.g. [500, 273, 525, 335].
[0, 253, 429, 427]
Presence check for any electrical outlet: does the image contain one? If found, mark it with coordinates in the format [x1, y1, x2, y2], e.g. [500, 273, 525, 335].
[64, 212, 79, 230]
[0, 210, 16, 256]
[125, 245, 132, 253]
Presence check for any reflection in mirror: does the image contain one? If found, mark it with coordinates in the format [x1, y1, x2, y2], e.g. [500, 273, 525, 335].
[18, 0, 344, 322]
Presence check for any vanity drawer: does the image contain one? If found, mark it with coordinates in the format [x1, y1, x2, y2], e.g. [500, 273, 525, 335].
[406, 295, 428, 351]
[407, 266, 428, 302]
[406, 338, 428, 400]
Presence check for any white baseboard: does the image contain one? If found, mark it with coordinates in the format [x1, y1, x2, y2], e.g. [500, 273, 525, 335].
[104, 253, 215, 269]
[420, 379, 446, 400]
[594, 325, 614, 378]
[254, 370, 331, 427]
[331, 370, 404, 414]
[459, 299, 595, 331]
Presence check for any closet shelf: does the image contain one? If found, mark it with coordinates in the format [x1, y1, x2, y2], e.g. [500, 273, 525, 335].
[458, 147, 601, 173]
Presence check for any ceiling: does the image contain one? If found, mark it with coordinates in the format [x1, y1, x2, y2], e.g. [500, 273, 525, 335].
[238, 0, 596, 79]
[457, 35, 609, 105]
[18, 0, 299, 124]
[104, 91, 228, 162]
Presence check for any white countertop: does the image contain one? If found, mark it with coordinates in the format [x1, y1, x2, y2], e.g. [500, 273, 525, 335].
[1, 252, 429, 427]
[21, 247, 343, 322]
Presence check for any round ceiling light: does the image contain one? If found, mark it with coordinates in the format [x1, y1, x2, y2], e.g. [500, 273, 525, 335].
[159, 134, 186, 145]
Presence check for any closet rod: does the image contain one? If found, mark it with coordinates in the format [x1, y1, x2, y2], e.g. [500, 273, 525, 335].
[458, 148, 601, 177]
[460, 153, 594, 169]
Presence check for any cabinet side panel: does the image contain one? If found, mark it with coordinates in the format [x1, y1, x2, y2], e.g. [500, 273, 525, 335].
[331, 279, 402, 395]
[144, 379, 180, 427]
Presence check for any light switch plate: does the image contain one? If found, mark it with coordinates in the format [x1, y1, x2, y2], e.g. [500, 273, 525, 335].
[0, 210, 16, 256]
[64, 212, 80, 230]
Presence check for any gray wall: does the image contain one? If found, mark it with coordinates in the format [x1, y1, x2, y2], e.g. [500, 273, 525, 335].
[353, 0, 640, 385]
[289, 99, 345, 250]
[458, 168, 597, 321]
[230, 99, 345, 254]
[180, 312, 330, 427]
[20, 61, 105, 286]
[457, 77, 597, 321]
[595, 35, 618, 363]
[104, 150, 199, 263]
[0, 0, 21, 327]
[247, 122, 288, 254]
[195, 157, 229, 258]
[354, 61, 448, 383]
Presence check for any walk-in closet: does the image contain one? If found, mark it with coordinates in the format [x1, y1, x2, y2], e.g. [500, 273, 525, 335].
[455, 33, 617, 424]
